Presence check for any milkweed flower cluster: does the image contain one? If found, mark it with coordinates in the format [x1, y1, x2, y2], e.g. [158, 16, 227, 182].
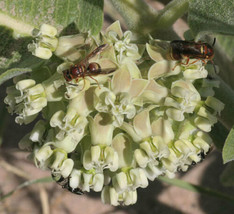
[27, 24, 58, 59]
[5, 21, 224, 206]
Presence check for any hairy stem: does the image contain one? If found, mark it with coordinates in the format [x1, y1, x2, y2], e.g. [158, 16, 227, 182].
[109, 0, 158, 34]
[0, 12, 33, 36]
[154, 0, 189, 29]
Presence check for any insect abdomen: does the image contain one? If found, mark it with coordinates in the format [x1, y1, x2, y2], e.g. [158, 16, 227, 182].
[170, 40, 210, 60]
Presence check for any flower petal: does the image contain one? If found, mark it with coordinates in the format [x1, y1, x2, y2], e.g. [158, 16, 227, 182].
[112, 133, 133, 168]
[148, 60, 180, 79]
[105, 20, 123, 38]
[89, 113, 114, 146]
[146, 43, 166, 62]
[151, 118, 174, 144]
[133, 110, 152, 139]
[128, 79, 149, 99]
[140, 80, 168, 104]
[111, 66, 131, 94]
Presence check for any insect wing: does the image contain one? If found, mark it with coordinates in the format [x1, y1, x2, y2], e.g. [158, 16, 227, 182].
[86, 68, 116, 76]
[80, 44, 109, 64]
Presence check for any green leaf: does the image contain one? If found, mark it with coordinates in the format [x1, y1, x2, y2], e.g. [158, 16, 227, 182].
[213, 36, 234, 90]
[217, 35, 234, 62]
[220, 162, 234, 186]
[0, 68, 31, 85]
[76, 0, 104, 35]
[223, 127, 234, 164]
[0, 25, 45, 85]
[157, 176, 234, 203]
[0, 0, 104, 35]
[0, 53, 44, 86]
[214, 77, 234, 130]
[210, 122, 228, 151]
[188, 0, 234, 36]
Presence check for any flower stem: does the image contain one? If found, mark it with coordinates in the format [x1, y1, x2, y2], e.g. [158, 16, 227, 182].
[109, 0, 158, 34]
[109, 0, 188, 40]
[0, 12, 33, 37]
[157, 176, 234, 203]
[153, 0, 189, 29]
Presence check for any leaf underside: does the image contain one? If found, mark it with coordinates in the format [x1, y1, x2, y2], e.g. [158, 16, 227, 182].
[220, 162, 234, 186]
[188, 0, 234, 36]
[223, 127, 234, 164]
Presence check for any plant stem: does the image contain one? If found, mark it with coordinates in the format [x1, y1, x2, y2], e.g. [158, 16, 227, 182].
[157, 176, 234, 203]
[0, 12, 33, 37]
[109, 0, 158, 34]
[109, 0, 188, 41]
[154, 0, 189, 29]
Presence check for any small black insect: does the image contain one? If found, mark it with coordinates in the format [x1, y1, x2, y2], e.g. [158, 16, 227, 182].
[52, 172, 84, 195]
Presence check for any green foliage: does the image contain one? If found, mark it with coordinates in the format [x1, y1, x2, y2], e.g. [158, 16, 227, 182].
[217, 35, 234, 62]
[223, 127, 234, 164]
[0, 25, 44, 85]
[0, 68, 31, 85]
[210, 122, 228, 151]
[188, 0, 234, 36]
[0, 0, 104, 35]
[220, 162, 234, 186]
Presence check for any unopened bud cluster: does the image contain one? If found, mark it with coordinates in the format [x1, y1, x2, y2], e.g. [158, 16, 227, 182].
[5, 22, 224, 206]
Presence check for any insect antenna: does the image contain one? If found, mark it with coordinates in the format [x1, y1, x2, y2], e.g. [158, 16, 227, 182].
[212, 38, 216, 46]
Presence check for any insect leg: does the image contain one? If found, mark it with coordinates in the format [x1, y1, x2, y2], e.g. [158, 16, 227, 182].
[80, 77, 86, 91]
[172, 58, 190, 70]
[88, 75, 101, 89]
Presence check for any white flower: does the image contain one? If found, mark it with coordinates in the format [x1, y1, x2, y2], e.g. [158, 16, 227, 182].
[94, 64, 148, 127]
[101, 186, 137, 206]
[105, 21, 141, 64]
[50, 108, 88, 141]
[69, 169, 104, 192]
[29, 24, 58, 59]
[83, 145, 118, 172]
[165, 80, 201, 121]
[4, 79, 47, 124]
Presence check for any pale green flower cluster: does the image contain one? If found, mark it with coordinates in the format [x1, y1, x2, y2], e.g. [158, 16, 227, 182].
[27, 24, 58, 59]
[5, 22, 224, 206]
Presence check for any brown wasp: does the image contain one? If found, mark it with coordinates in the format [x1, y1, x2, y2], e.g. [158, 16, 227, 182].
[52, 172, 84, 195]
[168, 39, 216, 71]
[63, 44, 115, 87]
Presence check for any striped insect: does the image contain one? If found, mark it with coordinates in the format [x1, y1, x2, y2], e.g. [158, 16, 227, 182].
[168, 39, 216, 71]
[63, 44, 115, 87]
